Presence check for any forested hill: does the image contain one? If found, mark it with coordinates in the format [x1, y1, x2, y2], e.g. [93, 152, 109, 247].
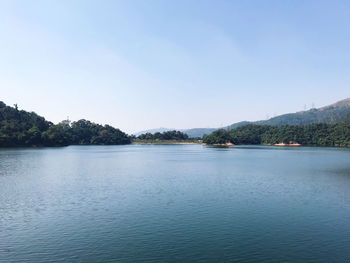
[187, 98, 350, 137]
[0, 101, 131, 147]
[203, 122, 350, 147]
[255, 98, 350, 126]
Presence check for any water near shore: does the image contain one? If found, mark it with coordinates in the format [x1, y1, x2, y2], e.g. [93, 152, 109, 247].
[1, 145, 350, 262]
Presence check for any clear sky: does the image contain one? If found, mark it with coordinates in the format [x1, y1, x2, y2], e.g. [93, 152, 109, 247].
[1, 0, 349, 133]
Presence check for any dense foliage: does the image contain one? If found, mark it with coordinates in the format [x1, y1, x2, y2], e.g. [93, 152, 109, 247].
[137, 130, 189, 141]
[203, 123, 350, 147]
[0, 101, 131, 147]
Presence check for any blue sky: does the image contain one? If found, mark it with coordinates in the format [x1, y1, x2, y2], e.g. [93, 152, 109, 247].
[1, 0, 350, 133]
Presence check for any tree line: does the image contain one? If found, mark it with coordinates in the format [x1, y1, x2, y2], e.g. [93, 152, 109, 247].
[0, 101, 131, 147]
[136, 130, 189, 141]
[3, 99, 350, 147]
[203, 123, 350, 147]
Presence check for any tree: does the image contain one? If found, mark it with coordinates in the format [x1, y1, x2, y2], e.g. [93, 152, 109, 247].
[0, 101, 131, 147]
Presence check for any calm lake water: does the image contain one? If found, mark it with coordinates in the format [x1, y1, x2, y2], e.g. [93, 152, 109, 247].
[1, 145, 350, 262]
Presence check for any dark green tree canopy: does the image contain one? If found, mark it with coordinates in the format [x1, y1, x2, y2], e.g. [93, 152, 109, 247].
[137, 130, 189, 141]
[0, 101, 131, 147]
[203, 123, 350, 147]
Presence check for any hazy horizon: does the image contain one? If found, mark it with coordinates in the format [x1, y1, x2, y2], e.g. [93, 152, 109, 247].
[1, 0, 350, 133]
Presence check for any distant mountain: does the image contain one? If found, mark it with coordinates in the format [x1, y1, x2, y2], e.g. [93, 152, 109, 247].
[182, 128, 217, 138]
[182, 122, 253, 137]
[140, 98, 350, 138]
[135, 127, 218, 138]
[133, 127, 173, 136]
[256, 97, 350, 126]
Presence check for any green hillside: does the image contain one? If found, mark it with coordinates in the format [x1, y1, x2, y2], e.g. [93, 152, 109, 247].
[203, 122, 350, 147]
[0, 101, 131, 147]
[186, 98, 350, 137]
[257, 98, 350, 126]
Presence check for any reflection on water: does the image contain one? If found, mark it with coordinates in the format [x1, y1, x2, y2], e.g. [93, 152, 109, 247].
[1, 145, 350, 263]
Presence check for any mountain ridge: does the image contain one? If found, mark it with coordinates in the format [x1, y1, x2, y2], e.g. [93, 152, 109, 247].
[135, 98, 350, 138]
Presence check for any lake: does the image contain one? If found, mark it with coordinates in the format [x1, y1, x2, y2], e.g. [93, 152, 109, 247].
[1, 145, 350, 262]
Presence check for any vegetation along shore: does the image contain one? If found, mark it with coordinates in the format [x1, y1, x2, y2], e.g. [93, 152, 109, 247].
[1, 100, 350, 148]
[202, 123, 350, 147]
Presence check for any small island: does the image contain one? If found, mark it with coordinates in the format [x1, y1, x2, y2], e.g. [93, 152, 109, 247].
[132, 130, 202, 145]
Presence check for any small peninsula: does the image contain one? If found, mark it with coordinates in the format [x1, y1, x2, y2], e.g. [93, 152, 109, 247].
[202, 123, 350, 147]
[132, 130, 201, 145]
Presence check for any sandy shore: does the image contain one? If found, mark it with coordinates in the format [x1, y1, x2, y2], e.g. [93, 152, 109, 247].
[206, 142, 234, 146]
[274, 142, 301, 146]
[132, 141, 200, 145]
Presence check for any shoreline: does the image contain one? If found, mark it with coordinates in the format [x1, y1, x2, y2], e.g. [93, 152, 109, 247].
[132, 140, 201, 145]
[274, 142, 301, 146]
[206, 142, 234, 147]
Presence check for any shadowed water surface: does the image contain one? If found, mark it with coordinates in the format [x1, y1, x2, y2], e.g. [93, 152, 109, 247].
[1, 145, 350, 262]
